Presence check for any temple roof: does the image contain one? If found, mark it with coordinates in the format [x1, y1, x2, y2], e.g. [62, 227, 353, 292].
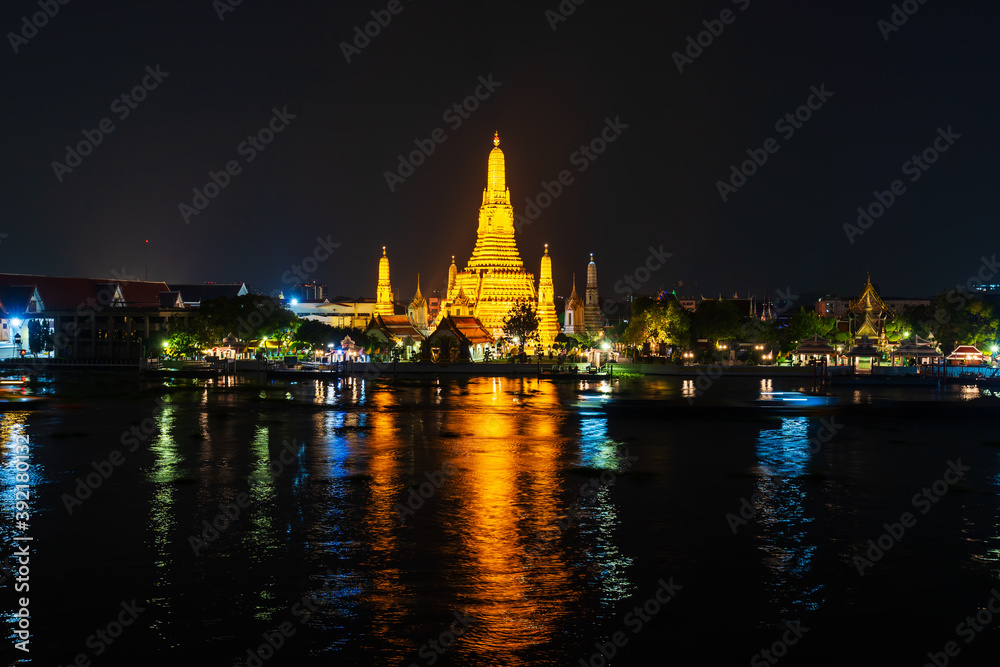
[844, 335, 880, 357]
[0, 273, 175, 311]
[365, 314, 425, 341]
[795, 334, 835, 354]
[947, 345, 987, 360]
[433, 316, 495, 345]
[849, 274, 887, 314]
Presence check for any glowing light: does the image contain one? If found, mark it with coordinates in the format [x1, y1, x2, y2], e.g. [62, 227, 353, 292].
[291, 299, 298, 305]
[10, 319, 22, 330]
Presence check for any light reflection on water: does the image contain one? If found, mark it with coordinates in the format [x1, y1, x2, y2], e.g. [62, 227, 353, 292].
[146, 397, 179, 635]
[19, 373, 1000, 664]
[576, 391, 634, 606]
[754, 417, 824, 618]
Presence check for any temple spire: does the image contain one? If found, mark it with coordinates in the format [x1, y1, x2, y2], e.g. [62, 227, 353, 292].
[485, 132, 508, 205]
[538, 244, 557, 348]
[375, 246, 393, 316]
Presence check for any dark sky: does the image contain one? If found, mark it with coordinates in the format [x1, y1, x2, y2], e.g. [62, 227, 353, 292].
[2, 0, 996, 302]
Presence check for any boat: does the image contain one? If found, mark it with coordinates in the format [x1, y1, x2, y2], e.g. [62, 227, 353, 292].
[539, 366, 611, 380]
[0, 377, 45, 409]
[750, 391, 837, 413]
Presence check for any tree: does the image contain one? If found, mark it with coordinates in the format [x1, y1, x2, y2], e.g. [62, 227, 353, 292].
[785, 308, 835, 343]
[165, 326, 201, 358]
[690, 299, 743, 344]
[931, 294, 999, 355]
[294, 319, 337, 349]
[621, 300, 690, 350]
[27, 319, 50, 357]
[502, 302, 540, 355]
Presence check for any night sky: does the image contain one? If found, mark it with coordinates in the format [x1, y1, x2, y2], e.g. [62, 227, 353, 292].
[2, 0, 996, 302]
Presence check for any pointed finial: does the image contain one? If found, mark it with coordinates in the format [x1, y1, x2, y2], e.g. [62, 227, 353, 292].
[493, 131, 500, 147]
[451, 255, 455, 264]
[590, 253, 594, 262]
[382, 246, 386, 257]
[544, 243, 549, 255]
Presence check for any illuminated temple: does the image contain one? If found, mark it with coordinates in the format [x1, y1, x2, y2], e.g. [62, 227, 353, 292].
[432, 133, 558, 348]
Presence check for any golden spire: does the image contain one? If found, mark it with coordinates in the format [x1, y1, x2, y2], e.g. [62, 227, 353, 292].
[375, 246, 393, 316]
[411, 273, 426, 310]
[485, 132, 508, 205]
[538, 244, 557, 348]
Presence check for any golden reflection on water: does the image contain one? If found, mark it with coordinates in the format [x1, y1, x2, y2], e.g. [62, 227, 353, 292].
[358, 388, 410, 654]
[682, 379, 695, 399]
[440, 378, 581, 658]
[958, 384, 980, 401]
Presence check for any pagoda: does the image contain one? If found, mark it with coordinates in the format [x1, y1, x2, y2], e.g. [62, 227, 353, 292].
[584, 253, 602, 334]
[374, 246, 393, 317]
[846, 274, 889, 348]
[435, 133, 558, 344]
[537, 244, 558, 348]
